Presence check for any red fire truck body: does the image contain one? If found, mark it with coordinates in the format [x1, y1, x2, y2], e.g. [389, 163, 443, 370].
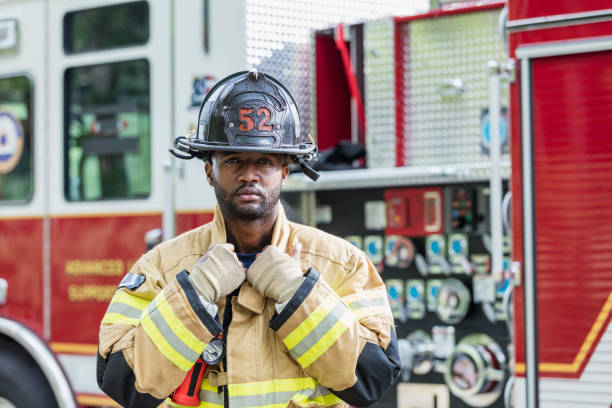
[508, 0, 612, 406]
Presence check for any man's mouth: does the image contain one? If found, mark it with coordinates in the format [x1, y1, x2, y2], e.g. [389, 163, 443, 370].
[234, 186, 262, 201]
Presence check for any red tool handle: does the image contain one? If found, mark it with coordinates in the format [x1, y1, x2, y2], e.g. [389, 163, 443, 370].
[171, 356, 207, 406]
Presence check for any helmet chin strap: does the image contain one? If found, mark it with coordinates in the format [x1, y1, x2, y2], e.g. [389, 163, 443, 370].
[298, 159, 320, 181]
[169, 148, 194, 160]
[169, 136, 205, 160]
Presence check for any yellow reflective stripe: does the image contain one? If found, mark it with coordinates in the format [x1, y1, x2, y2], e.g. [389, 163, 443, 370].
[352, 306, 387, 320]
[101, 290, 151, 326]
[348, 296, 389, 320]
[282, 294, 337, 350]
[297, 311, 353, 368]
[111, 290, 151, 311]
[197, 402, 223, 408]
[141, 309, 192, 371]
[218, 378, 340, 408]
[293, 391, 342, 406]
[228, 378, 317, 396]
[156, 294, 207, 354]
[201, 377, 218, 392]
[166, 398, 224, 408]
[348, 297, 387, 311]
[101, 313, 139, 326]
[342, 288, 386, 304]
[310, 392, 343, 406]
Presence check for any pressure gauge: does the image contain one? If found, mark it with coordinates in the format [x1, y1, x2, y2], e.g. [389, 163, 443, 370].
[407, 330, 435, 375]
[385, 236, 415, 269]
[425, 234, 445, 259]
[397, 330, 435, 382]
[435, 278, 471, 324]
[443, 334, 506, 407]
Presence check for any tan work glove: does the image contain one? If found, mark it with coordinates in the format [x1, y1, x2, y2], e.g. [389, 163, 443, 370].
[189, 244, 246, 303]
[247, 244, 303, 304]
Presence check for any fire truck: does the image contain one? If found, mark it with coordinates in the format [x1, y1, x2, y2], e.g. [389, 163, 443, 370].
[1, 0, 612, 407]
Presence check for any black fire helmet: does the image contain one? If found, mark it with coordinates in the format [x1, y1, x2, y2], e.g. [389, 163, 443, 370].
[170, 70, 319, 181]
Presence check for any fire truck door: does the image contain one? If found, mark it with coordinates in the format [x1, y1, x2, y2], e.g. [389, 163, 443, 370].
[515, 39, 612, 408]
[44, 1, 173, 402]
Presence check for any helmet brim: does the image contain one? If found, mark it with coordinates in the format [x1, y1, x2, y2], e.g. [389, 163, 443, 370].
[181, 139, 317, 157]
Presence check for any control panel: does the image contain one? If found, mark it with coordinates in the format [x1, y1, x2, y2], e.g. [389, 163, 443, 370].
[282, 181, 511, 408]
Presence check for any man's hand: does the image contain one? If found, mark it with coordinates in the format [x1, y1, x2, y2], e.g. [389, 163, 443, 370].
[247, 243, 304, 303]
[189, 244, 246, 303]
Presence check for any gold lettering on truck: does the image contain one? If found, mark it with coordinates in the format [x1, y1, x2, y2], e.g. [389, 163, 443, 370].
[68, 284, 116, 302]
[64, 259, 124, 276]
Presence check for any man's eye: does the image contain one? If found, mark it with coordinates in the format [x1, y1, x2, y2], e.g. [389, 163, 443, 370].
[258, 159, 272, 165]
[225, 158, 239, 164]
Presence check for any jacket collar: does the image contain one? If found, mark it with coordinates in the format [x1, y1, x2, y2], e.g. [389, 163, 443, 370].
[210, 204, 293, 315]
[210, 203, 292, 253]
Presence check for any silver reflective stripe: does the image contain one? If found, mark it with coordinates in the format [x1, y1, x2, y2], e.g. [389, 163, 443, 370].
[198, 388, 224, 405]
[230, 390, 307, 408]
[289, 303, 346, 359]
[312, 385, 333, 397]
[106, 302, 142, 319]
[146, 306, 200, 362]
[348, 297, 385, 310]
[202, 381, 340, 408]
[227, 385, 335, 408]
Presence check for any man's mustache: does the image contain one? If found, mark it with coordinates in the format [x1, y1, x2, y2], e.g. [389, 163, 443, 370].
[232, 183, 265, 197]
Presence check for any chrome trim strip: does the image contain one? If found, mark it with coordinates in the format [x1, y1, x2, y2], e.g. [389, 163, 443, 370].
[163, 0, 177, 241]
[488, 62, 504, 284]
[0, 318, 77, 408]
[0, 278, 7, 305]
[516, 36, 612, 59]
[42, 0, 52, 342]
[520, 56, 538, 408]
[284, 162, 510, 192]
[507, 8, 612, 32]
[43, 216, 51, 340]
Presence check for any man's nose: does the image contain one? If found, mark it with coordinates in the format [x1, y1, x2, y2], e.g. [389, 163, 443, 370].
[238, 162, 259, 183]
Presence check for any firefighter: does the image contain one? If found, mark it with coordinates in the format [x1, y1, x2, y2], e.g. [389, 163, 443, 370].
[97, 70, 400, 408]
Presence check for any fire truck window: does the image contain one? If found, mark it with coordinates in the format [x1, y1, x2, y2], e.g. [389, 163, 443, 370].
[0, 76, 33, 202]
[63, 1, 149, 54]
[64, 59, 151, 202]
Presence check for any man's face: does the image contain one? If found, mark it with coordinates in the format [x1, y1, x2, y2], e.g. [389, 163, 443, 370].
[205, 151, 290, 221]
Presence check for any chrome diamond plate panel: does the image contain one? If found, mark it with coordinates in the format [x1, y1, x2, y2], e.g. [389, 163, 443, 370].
[399, 10, 508, 166]
[364, 19, 396, 168]
[246, 0, 427, 140]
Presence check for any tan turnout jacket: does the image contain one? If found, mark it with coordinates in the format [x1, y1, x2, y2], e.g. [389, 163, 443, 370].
[98, 205, 397, 407]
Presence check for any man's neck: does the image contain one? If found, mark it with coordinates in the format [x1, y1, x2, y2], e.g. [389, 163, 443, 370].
[223, 206, 278, 253]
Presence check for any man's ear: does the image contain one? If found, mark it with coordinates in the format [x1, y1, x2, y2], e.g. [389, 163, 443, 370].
[281, 164, 290, 184]
[205, 160, 214, 186]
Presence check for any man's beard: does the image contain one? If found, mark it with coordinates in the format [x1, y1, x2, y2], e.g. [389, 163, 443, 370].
[213, 177, 282, 221]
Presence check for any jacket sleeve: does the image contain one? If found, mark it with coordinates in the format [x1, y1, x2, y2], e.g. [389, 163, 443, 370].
[97, 250, 223, 407]
[269, 251, 400, 406]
